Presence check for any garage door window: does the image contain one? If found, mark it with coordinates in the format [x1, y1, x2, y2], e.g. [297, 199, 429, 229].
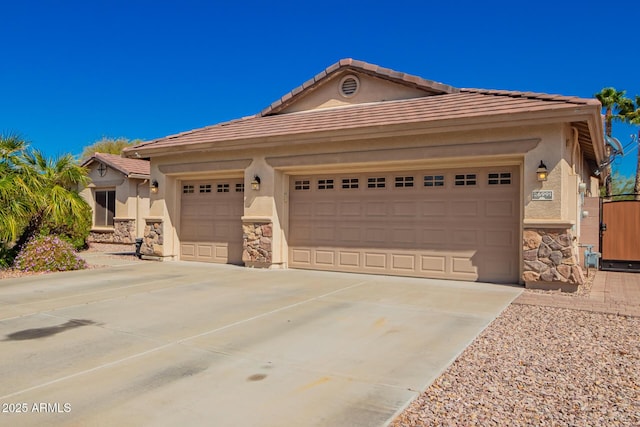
[294, 180, 310, 190]
[342, 178, 359, 189]
[199, 184, 212, 193]
[488, 172, 512, 185]
[395, 176, 414, 188]
[318, 179, 334, 190]
[424, 175, 444, 187]
[217, 183, 230, 193]
[367, 177, 386, 188]
[455, 174, 477, 186]
[236, 183, 245, 192]
[95, 190, 115, 227]
[183, 185, 195, 194]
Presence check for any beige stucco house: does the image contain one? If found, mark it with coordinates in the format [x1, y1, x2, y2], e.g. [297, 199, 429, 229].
[81, 153, 150, 244]
[123, 59, 605, 289]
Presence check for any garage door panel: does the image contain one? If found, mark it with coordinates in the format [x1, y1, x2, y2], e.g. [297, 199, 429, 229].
[422, 229, 447, 245]
[316, 202, 337, 216]
[420, 255, 446, 273]
[364, 253, 387, 269]
[452, 256, 477, 275]
[451, 200, 479, 216]
[340, 202, 361, 216]
[421, 201, 447, 216]
[392, 201, 418, 216]
[289, 167, 519, 283]
[364, 227, 386, 244]
[485, 229, 516, 248]
[315, 250, 335, 265]
[180, 179, 243, 264]
[338, 251, 360, 267]
[391, 254, 416, 271]
[486, 200, 516, 217]
[451, 229, 480, 246]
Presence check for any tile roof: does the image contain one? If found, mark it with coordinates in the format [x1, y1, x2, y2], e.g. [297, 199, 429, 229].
[123, 59, 603, 162]
[128, 91, 600, 152]
[83, 152, 150, 178]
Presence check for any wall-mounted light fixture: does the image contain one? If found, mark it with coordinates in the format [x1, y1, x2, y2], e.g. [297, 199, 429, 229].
[251, 175, 261, 191]
[536, 161, 549, 182]
[578, 182, 587, 194]
[150, 180, 159, 194]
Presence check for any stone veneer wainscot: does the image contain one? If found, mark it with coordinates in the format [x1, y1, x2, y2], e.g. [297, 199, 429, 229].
[523, 227, 585, 292]
[88, 218, 136, 244]
[141, 218, 164, 258]
[242, 220, 273, 267]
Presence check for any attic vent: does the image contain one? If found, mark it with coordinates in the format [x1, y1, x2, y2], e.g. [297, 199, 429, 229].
[339, 75, 360, 98]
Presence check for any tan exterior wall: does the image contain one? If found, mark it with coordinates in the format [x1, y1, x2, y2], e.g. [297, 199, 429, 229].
[280, 73, 430, 114]
[80, 162, 150, 242]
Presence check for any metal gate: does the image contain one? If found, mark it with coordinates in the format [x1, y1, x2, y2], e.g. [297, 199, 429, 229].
[600, 195, 640, 271]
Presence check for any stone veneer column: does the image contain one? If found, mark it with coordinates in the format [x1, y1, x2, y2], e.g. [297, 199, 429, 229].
[113, 218, 136, 243]
[242, 219, 273, 268]
[522, 228, 585, 292]
[141, 218, 164, 258]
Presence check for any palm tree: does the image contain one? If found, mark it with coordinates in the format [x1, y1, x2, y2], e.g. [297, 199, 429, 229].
[14, 150, 90, 250]
[0, 136, 91, 251]
[623, 96, 640, 198]
[595, 88, 630, 197]
[0, 135, 31, 244]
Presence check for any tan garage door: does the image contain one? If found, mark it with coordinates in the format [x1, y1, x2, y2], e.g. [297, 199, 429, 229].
[289, 167, 520, 283]
[180, 179, 244, 264]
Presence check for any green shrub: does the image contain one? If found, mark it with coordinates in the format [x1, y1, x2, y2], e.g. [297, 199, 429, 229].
[39, 201, 92, 250]
[0, 245, 17, 269]
[13, 235, 88, 272]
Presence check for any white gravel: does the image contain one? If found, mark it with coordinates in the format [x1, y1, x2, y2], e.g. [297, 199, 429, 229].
[392, 304, 640, 426]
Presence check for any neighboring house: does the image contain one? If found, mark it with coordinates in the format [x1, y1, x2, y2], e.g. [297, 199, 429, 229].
[123, 58, 605, 290]
[81, 153, 151, 244]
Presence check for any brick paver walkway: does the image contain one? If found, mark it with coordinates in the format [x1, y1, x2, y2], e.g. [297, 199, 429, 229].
[514, 270, 640, 317]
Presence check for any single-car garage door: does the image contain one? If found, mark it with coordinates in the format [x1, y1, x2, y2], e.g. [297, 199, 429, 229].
[180, 178, 244, 264]
[289, 166, 520, 283]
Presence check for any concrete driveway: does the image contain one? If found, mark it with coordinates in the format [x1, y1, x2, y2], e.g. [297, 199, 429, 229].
[0, 260, 521, 426]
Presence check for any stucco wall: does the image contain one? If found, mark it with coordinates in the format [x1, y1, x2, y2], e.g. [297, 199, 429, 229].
[280, 73, 430, 114]
[80, 162, 149, 240]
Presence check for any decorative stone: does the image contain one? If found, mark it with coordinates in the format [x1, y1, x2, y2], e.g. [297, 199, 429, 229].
[557, 264, 571, 279]
[522, 228, 585, 292]
[523, 249, 538, 261]
[141, 219, 163, 257]
[243, 222, 273, 266]
[524, 260, 548, 274]
[523, 230, 542, 250]
[537, 243, 552, 258]
[522, 271, 540, 282]
[549, 251, 563, 265]
[540, 269, 555, 282]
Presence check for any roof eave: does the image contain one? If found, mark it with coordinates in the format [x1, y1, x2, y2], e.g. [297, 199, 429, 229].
[126, 106, 602, 158]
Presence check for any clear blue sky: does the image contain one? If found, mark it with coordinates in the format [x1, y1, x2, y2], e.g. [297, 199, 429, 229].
[2, 1, 639, 176]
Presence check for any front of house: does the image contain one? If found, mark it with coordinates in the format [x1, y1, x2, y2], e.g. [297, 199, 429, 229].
[81, 153, 150, 244]
[124, 59, 604, 289]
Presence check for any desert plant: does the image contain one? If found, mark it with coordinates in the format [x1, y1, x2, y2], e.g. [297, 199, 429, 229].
[13, 235, 88, 272]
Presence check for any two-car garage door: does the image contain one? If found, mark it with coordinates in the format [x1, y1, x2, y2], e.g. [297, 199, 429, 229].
[288, 166, 519, 283]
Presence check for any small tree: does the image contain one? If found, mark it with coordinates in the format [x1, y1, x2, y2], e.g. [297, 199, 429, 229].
[80, 137, 140, 161]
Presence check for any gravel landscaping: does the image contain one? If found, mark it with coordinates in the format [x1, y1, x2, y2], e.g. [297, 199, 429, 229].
[393, 304, 640, 426]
